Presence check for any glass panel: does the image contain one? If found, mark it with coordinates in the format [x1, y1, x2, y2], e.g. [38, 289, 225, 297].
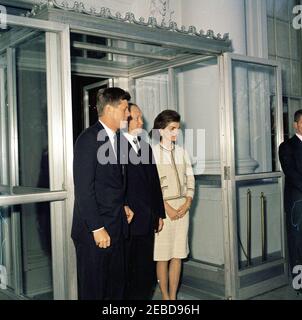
[85, 81, 109, 128]
[111, 39, 182, 57]
[232, 61, 278, 175]
[291, 61, 302, 96]
[278, 57, 291, 95]
[189, 176, 224, 267]
[20, 202, 53, 299]
[276, 20, 290, 59]
[16, 33, 49, 192]
[267, 17, 276, 57]
[70, 32, 187, 70]
[0, 27, 60, 196]
[0, 58, 9, 195]
[175, 58, 219, 175]
[174, 58, 224, 269]
[275, 0, 290, 22]
[236, 178, 283, 270]
[266, 0, 275, 17]
[135, 72, 169, 133]
[291, 27, 301, 61]
[170, 57, 224, 298]
[185, 176, 225, 298]
[282, 97, 289, 141]
[0, 206, 14, 291]
[0, 203, 53, 300]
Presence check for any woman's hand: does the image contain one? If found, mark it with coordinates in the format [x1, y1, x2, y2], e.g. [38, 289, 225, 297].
[165, 202, 179, 221]
[177, 197, 192, 219]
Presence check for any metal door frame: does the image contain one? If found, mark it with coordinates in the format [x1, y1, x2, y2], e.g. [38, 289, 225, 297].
[0, 14, 74, 300]
[220, 52, 288, 299]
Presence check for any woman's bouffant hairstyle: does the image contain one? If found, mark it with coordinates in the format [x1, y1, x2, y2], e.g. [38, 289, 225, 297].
[150, 109, 181, 141]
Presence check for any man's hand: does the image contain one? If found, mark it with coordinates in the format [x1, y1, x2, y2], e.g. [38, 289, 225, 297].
[93, 228, 111, 249]
[124, 206, 134, 224]
[155, 218, 164, 233]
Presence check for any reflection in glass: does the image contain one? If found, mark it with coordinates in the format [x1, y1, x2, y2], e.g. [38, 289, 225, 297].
[0, 204, 53, 300]
[135, 72, 169, 133]
[232, 61, 278, 175]
[175, 58, 219, 175]
[69, 32, 186, 70]
[236, 178, 283, 270]
[0, 206, 14, 291]
[21, 202, 53, 299]
[16, 33, 49, 191]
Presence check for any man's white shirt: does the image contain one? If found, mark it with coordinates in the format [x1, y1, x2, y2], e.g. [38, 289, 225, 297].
[99, 120, 117, 157]
[123, 132, 140, 153]
[296, 133, 302, 142]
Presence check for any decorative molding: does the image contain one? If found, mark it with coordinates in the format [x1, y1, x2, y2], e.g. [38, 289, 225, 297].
[25, 0, 229, 42]
[149, 0, 175, 25]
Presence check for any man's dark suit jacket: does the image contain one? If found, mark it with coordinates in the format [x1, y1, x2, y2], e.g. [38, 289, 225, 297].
[71, 121, 128, 244]
[120, 134, 165, 235]
[279, 134, 302, 274]
[279, 134, 302, 221]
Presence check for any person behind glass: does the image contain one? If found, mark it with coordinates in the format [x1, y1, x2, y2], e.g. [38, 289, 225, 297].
[151, 110, 195, 300]
[121, 103, 165, 300]
[71, 87, 134, 300]
[279, 109, 302, 290]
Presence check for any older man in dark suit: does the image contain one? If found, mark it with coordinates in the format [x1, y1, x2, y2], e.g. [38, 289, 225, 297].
[71, 87, 134, 300]
[279, 109, 302, 284]
[121, 103, 165, 300]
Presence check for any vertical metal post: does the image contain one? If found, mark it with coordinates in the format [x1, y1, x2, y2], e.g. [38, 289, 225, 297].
[246, 189, 252, 266]
[7, 47, 23, 295]
[168, 67, 176, 110]
[260, 192, 266, 262]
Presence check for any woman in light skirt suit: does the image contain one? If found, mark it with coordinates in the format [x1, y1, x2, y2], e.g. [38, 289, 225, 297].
[151, 110, 195, 300]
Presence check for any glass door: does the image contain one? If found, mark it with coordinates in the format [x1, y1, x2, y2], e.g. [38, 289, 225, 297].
[83, 79, 113, 129]
[0, 14, 73, 300]
[221, 53, 288, 299]
[133, 72, 169, 133]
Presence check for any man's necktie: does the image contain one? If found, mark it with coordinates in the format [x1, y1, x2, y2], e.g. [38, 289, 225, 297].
[133, 137, 141, 156]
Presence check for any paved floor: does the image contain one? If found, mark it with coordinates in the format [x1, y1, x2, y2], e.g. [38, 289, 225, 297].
[1, 284, 301, 300]
[251, 285, 302, 300]
[152, 284, 302, 300]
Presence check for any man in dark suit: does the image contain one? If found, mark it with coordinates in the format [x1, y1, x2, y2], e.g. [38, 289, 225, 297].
[121, 103, 165, 300]
[71, 87, 134, 300]
[279, 109, 302, 282]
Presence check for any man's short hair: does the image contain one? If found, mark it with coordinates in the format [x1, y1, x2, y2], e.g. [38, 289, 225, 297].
[294, 109, 302, 123]
[127, 102, 138, 124]
[96, 87, 131, 116]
